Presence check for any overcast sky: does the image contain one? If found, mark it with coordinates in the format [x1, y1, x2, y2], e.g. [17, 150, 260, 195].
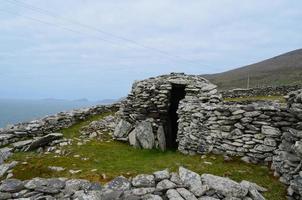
[0, 0, 301, 100]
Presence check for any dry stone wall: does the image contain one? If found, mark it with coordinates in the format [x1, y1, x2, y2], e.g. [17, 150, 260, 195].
[0, 104, 119, 152]
[178, 89, 302, 199]
[0, 167, 267, 200]
[222, 85, 302, 98]
[114, 73, 221, 150]
[114, 73, 302, 199]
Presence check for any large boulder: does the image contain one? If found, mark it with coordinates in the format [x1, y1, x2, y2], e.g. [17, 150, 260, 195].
[201, 174, 248, 198]
[133, 121, 154, 149]
[114, 119, 132, 139]
[26, 133, 63, 151]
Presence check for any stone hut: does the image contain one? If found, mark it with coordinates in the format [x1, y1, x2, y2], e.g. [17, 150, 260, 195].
[113, 73, 221, 151]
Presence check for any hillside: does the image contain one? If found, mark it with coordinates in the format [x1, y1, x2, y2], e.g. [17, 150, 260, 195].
[203, 49, 302, 90]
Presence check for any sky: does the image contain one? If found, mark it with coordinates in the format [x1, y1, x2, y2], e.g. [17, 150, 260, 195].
[0, 0, 302, 100]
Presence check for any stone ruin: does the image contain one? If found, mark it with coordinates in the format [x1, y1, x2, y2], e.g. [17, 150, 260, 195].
[113, 73, 221, 151]
[114, 73, 302, 199]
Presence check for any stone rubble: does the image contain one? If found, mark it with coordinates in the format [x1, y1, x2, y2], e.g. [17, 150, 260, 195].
[80, 115, 116, 139]
[0, 167, 267, 200]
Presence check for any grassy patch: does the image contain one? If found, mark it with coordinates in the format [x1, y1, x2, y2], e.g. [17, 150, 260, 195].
[224, 95, 286, 103]
[9, 112, 286, 200]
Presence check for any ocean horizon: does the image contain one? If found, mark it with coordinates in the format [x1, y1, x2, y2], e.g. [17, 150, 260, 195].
[0, 99, 98, 128]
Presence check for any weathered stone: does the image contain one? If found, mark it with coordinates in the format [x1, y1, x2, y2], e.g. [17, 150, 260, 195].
[254, 144, 276, 152]
[113, 119, 132, 138]
[0, 161, 18, 177]
[261, 126, 281, 137]
[0, 148, 12, 165]
[201, 174, 248, 197]
[157, 125, 166, 151]
[132, 174, 155, 188]
[73, 190, 103, 200]
[106, 176, 131, 191]
[134, 121, 154, 149]
[0, 179, 24, 193]
[142, 194, 163, 200]
[176, 188, 198, 200]
[293, 141, 302, 156]
[153, 169, 170, 181]
[166, 189, 184, 200]
[179, 167, 202, 197]
[131, 187, 155, 196]
[12, 140, 33, 149]
[156, 179, 176, 191]
[26, 133, 63, 151]
[128, 130, 139, 147]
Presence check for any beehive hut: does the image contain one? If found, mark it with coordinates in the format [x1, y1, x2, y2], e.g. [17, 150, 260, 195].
[114, 73, 221, 151]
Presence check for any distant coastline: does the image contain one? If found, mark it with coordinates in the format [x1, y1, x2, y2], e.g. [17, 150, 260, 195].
[0, 98, 117, 128]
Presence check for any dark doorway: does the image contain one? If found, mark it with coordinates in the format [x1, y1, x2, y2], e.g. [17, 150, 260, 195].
[166, 84, 186, 149]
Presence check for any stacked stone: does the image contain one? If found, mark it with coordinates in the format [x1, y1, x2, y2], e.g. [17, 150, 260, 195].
[222, 85, 302, 98]
[80, 115, 116, 138]
[0, 167, 267, 200]
[272, 89, 302, 199]
[0, 104, 119, 148]
[114, 73, 221, 150]
[177, 99, 299, 163]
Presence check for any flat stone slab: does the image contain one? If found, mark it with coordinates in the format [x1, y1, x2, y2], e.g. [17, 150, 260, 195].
[26, 133, 63, 151]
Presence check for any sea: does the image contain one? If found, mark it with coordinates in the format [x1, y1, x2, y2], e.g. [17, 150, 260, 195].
[0, 99, 98, 128]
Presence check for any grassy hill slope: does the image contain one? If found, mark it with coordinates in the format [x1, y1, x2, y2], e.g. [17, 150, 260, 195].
[203, 49, 302, 90]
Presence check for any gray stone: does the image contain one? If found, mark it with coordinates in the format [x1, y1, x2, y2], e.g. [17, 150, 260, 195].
[201, 174, 248, 197]
[134, 121, 154, 149]
[12, 140, 33, 149]
[0, 161, 18, 177]
[132, 174, 155, 187]
[293, 141, 302, 156]
[176, 188, 198, 200]
[128, 130, 139, 147]
[166, 189, 184, 200]
[73, 190, 103, 200]
[170, 172, 183, 185]
[156, 179, 176, 191]
[179, 167, 202, 197]
[106, 176, 131, 191]
[153, 169, 170, 181]
[65, 179, 91, 193]
[142, 194, 163, 200]
[263, 138, 277, 147]
[26, 133, 63, 151]
[24, 178, 48, 189]
[261, 126, 281, 137]
[157, 125, 166, 151]
[131, 187, 155, 196]
[254, 144, 276, 152]
[114, 119, 132, 138]
[0, 148, 12, 165]
[198, 197, 219, 200]
[0, 179, 24, 193]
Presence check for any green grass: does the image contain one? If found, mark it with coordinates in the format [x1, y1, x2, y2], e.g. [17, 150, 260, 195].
[9, 112, 286, 200]
[224, 95, 286, 103]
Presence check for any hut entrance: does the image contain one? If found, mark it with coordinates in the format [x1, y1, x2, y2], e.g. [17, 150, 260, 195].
[166, 84, 186, 149]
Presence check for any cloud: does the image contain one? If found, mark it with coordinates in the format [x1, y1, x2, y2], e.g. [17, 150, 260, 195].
[0, 0, 301, 99]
